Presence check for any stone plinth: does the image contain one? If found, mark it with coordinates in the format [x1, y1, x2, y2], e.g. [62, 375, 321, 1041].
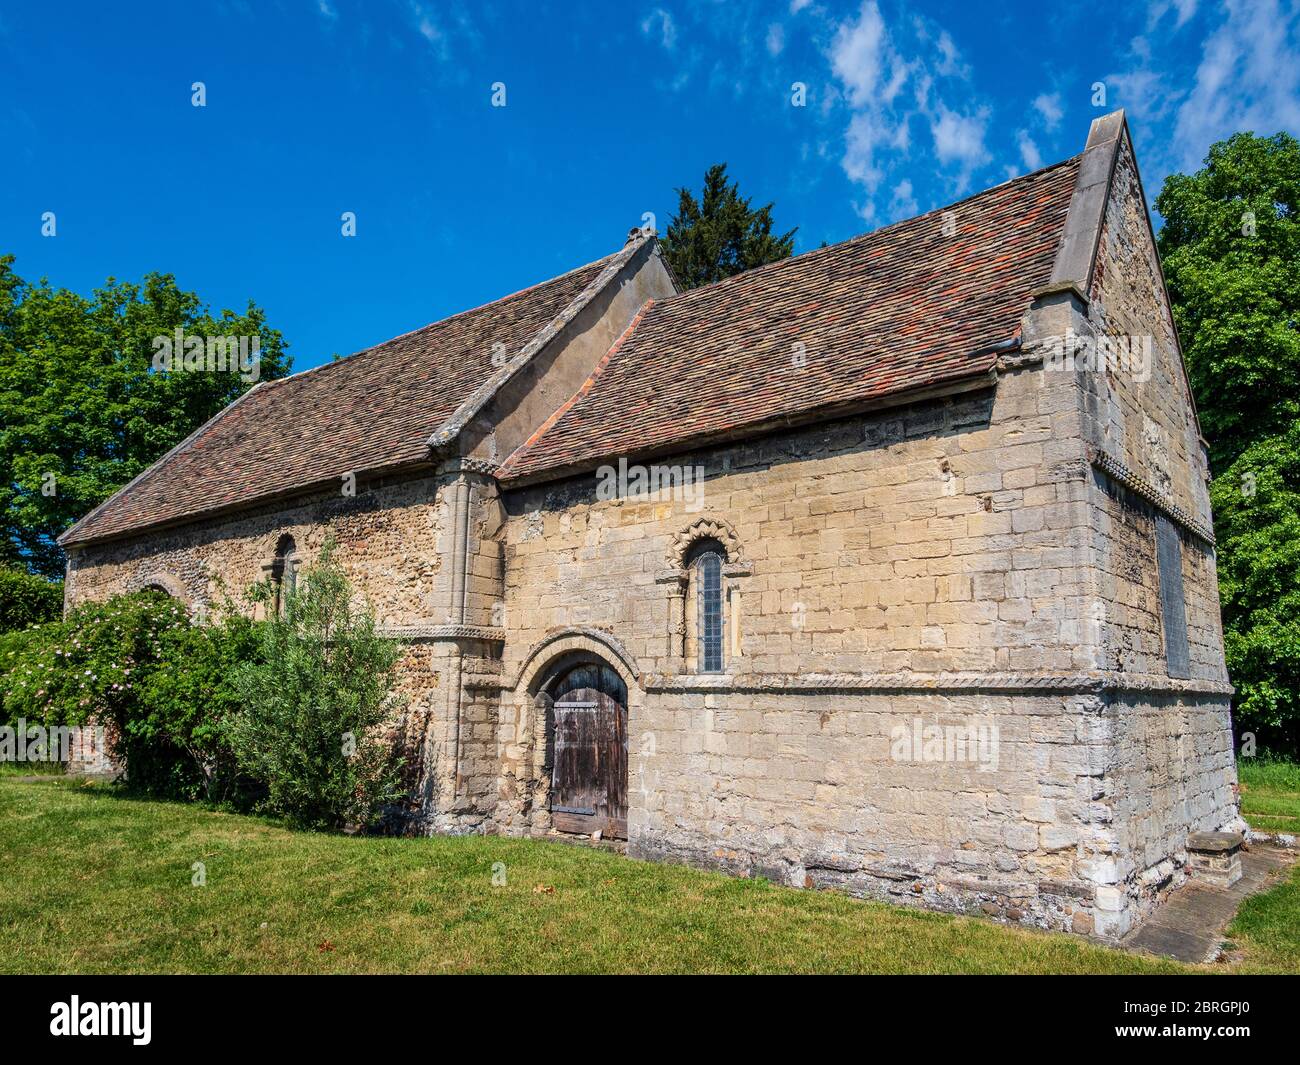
[1187, 832, 1243, 887]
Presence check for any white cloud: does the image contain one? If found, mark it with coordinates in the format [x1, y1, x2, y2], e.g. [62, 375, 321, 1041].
[767, 23, 785, 56]
[825, 1, 992, 214]
[890, 178, 918, 216]
[1107, 66, 1178, 124]
[829, 1, 900, 107]
[1017, 129, 1043, 171]
[1102, 36, 1182, 127]
[790, 0, 814, 12]
[1032, 92, 1063, 130]
[641, 7, 677, 50]
[408, 1, 443, 49]
[911, 17, 967, 79]
[841, 110, 894, 191]
[1171, 0, 1300, 171]
[933, 30, 963, 77]
[1147, 0, 1198, 29]
[930, 101, 991, 174]
[317, 0, 337, 21]
[827, 0, 913, 202]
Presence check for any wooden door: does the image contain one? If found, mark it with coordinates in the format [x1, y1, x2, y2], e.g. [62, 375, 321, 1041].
[551, 688, 627, 839]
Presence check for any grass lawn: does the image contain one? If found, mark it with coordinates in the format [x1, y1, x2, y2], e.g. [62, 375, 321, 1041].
[1238, 756, 1300, 835]
[0, 769, 1295, 975]
[1224, 757, 1300, 974]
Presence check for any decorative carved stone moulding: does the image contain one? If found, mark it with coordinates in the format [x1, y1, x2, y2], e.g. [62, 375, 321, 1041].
[666, 517, 747, 570]
[1089, 446, 1215, 546]
[379, 623, 506, 643]
[643, 669, 1233, 697]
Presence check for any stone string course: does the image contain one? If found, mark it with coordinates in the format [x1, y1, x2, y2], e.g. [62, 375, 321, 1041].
[1089, 448, 1215, 545]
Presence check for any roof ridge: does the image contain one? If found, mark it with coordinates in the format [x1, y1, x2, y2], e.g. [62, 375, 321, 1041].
[659, 153, 1083, 308]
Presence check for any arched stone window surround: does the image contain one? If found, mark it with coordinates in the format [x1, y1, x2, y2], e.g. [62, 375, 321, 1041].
[666, 517, 747, 572]
[129, 571, 205, 623]
[507, 629, 644, 837]
[129, 571, 190, 605]
[260, 533, 301, 617]
[659, 518, 750, 670]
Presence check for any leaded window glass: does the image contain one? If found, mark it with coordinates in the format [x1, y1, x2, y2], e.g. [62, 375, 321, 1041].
[696, 549, 724, 673]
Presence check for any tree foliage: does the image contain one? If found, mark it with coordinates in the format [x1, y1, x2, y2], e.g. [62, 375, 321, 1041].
[661, 163, 797, 289]
[1209, 425, 1300, 746]
[1156, 131, 1300, 751]
[1156, 132, 1300, 472]
[0, 564, 63, 633]
[0, 256, 290, 577]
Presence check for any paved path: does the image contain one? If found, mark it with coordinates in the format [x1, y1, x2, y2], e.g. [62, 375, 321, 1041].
[1122, 845, 1295, 963]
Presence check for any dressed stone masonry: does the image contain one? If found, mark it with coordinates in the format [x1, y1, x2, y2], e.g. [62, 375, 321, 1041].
[60, 112, 1241, 940]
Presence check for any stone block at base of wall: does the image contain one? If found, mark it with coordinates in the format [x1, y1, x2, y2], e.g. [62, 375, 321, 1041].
[65, 723, 119, 778]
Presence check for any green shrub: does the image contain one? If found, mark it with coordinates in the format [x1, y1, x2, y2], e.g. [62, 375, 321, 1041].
[2, 549, 407, 827]
[229, 542, 406, 831]
[0, 564, 64, 633]
[126, 608, 263, 802]
[1, 591, 184, 733]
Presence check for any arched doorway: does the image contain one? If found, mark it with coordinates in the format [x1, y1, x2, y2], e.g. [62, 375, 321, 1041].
[542, 661, 628, 840]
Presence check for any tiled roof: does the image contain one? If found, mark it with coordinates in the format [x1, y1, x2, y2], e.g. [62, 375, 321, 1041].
[60, 250, 624, 546]
[63, 155, 1083, 546]
[499, 156, 1081, 485]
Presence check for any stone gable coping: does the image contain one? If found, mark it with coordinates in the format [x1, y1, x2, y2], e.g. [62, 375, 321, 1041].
[1046, 108, 1205, 444]
[427, 230, 659, 455]
[1049, 109, 1125, 292]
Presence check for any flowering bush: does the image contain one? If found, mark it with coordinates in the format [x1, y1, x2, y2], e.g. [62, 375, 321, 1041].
[1, 550, 407, 828]
[0, 590, 261, 801]
[3, 592, 167, 727]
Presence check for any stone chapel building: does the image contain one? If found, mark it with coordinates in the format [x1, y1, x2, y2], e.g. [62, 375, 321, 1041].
[60, 112, 1242, 939]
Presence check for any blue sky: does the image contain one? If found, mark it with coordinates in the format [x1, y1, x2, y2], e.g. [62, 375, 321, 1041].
[2, 0, 1298, 373]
